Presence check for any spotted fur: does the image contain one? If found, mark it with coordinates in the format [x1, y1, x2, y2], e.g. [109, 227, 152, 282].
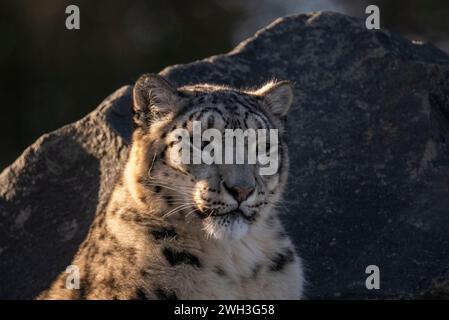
[37, 74, 304, 300]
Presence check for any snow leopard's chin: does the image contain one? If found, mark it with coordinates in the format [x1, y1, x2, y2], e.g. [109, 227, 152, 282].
[202, 213, 250, 241]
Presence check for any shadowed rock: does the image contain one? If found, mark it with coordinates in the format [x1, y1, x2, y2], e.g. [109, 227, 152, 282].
[1, 12, 449, 299]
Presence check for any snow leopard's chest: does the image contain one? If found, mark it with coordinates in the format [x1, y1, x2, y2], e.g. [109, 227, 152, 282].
[136, 222, 303, 299]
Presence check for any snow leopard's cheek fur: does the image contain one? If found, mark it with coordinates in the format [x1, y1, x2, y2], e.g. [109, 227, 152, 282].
[129, 77, 292, 240]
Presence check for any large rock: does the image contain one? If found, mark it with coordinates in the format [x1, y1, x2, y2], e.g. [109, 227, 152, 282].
[1, 12, 449, 299]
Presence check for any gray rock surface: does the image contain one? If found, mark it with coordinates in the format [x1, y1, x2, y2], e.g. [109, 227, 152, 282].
[1, 12, 449, 299]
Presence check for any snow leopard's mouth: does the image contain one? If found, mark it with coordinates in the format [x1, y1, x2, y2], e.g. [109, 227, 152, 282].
[209, 209, 256, 222]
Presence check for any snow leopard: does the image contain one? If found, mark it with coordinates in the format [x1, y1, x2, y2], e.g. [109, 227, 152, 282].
[37, 73, 305, 299]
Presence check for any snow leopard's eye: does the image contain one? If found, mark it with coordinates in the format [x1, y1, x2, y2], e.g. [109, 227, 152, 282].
[256, 141, 271, 155]
[266, 141, 271, 154]
[201, 141, 210, 150]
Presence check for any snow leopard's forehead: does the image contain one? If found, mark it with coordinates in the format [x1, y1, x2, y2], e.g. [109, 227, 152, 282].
[170, 85, 276, 132]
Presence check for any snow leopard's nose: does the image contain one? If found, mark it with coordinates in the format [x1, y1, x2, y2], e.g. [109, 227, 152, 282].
[224, 183, 255, 203]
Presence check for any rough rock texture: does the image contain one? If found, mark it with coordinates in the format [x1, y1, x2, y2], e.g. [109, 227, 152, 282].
[1, 12, 449, 299]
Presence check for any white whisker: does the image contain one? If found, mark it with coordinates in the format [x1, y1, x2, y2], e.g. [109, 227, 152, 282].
[162, 203, 192, 218]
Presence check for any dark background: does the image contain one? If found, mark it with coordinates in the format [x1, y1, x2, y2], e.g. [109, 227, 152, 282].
[1, 0, 448, 170]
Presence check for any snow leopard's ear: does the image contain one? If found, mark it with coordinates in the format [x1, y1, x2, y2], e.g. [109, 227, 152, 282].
[252, 80, 293, 118]
[133, 73, 180, 127]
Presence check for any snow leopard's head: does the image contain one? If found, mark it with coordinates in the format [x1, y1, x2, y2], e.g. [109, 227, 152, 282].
[126, 74, 293, 240]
